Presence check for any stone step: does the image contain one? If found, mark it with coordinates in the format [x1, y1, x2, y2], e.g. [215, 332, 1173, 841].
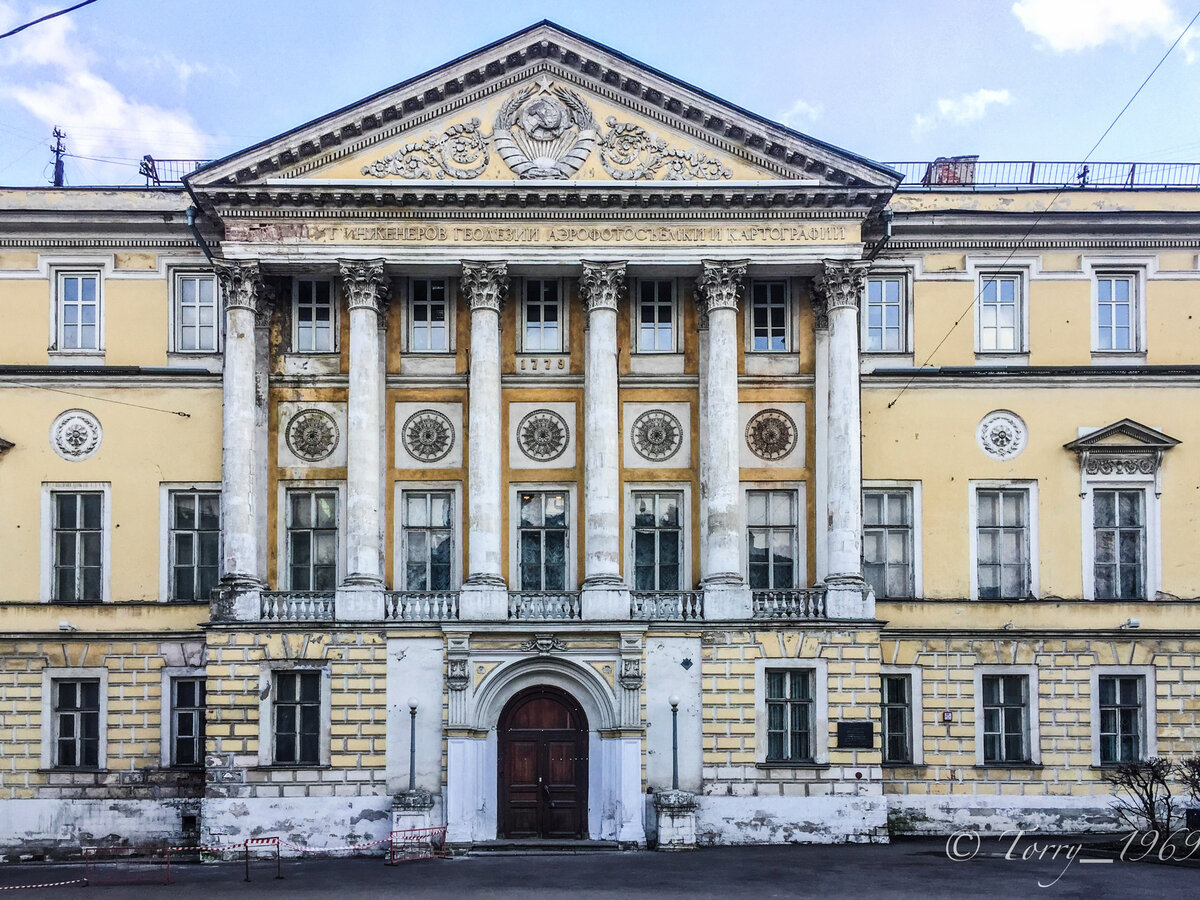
[467, 839, 624, 855]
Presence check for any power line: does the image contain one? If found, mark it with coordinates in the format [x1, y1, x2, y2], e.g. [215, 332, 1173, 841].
[0, 0, 99, 42]
[0, 379, 192, 418]
[885, 6, 1200, 411]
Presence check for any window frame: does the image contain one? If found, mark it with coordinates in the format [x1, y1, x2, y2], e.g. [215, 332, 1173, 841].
[624, 481, 692, 592]
[1090, 666, 1156, 766]
[629, 488, 686, 592]
[399, 488, 457, 591]
[1081, 479, 1159, 602]
[1083, 260, 1149, 359]
[519, 277, 567, 354]
[276, 481, 346, 591]
[160, 484, 222, 603]
[404, 276, 455, 354]
[968, 480, 1039, 601]
[632, 278, 680, 355]
[974, 665, 1040, 766]
[41, 482, 111, 604]
[160, 668, 206, 769]
[291, 277, 338, 354]
[745, 279, 792, 353]
[41, 667, 108, 771]
[753, 656, 829, 767]
[394, 480, 462, 590]
[861, 272, 912, 355]
[52, 269, 104, 355]
[257, 664, 331, 768]
[742, 485, 803, 591]
[508, 483, 579, 591]
[973, 270, 1028, 356]
[880, 666, 924, 766]
[862, 482, 922, 600]
[170, 269, 222, 354]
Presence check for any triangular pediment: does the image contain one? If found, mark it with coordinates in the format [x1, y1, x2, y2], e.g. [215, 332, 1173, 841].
[1065, 419, 1180, 452]
[188, 21, 897, 196]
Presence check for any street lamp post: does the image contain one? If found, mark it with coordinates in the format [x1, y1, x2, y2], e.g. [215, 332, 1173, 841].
[407, 697, 418, 792]
[669, 694, 680, 790]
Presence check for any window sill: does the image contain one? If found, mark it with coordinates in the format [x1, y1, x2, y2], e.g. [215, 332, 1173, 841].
[860, 353, 913, 373]
[745, 352, 799, 376]
[1090, 352, 1146, 366]
[252, 764, 331, 771]
[755, 761, 827, 770]
[166, 352, 222, 372]
[974, 763, 1043, 770]
[974, 353, 1029, 366]
[39, 768, 104, 774]
[47, 352, 105, 366]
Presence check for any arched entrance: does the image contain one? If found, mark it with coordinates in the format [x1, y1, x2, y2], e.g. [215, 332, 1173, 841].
[497, 685, 588, 839]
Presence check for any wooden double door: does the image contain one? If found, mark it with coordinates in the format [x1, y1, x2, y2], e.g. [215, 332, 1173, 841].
[498, 686, 588, 839]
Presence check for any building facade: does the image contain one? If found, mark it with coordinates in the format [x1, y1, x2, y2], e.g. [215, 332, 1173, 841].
[1, 23, 1198, 852]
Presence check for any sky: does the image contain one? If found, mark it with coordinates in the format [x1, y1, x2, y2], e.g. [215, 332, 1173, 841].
[0, 0, 1198, 186]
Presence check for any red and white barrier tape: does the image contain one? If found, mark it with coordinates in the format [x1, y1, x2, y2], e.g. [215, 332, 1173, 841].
[0, 878, 87, 891]
[282, 837, 391, 854]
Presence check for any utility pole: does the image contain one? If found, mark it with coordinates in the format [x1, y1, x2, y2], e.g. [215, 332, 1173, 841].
[50, 128, 66, 187]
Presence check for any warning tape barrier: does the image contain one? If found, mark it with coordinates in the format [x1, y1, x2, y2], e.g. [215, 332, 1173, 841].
[0, 878, 88, 892]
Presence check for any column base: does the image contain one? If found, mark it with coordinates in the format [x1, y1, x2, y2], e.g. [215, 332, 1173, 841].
[336, 586, 384, 621]
[702, 582, 752, 620]
[581, 582, 630, 621]
[823, 577, 875, 620]
[392, 788, 436, 833]
[459, 581, 508, 621]
[212, 579, 262, 622]
[653, 790, 698, 850]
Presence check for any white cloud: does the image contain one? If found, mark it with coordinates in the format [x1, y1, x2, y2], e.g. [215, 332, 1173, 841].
[912, 88, 1013, 137]
[778, 97, 822, 127]
[1013, 0, 1188, 53]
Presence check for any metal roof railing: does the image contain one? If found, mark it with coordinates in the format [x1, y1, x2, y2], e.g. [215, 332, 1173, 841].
[886, 158, 1200, 189]
[139, 156, 210, 186]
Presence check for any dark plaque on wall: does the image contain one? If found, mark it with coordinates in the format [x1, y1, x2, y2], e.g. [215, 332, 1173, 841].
[836, 721, 874, 749]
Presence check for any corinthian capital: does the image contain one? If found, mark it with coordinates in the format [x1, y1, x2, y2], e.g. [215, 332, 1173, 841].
[816, 259, 870, 314]
[213, 259, 264, 314]
[696, 259, 748, 314]
[461, 260, 510, 313]
[339, 258, 390, 314]
[579, 261, 627, 314]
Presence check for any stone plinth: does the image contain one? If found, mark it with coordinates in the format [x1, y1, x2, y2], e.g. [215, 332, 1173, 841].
[392, 788, 435, 832]
[653, 789, 698, 850]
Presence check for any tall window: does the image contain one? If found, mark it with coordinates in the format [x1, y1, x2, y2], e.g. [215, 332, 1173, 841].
[53, 679, 100, 768]
[747, 490, 797, 590]
[523, 279, 561, 352]
[978, 274, 1021, 352]
[409, 278, 449, 352]
[864, 276, 905, 352]
[57, 272, 101, 351]
[863, 489, 913, 599]
[882, 675, 913, 764]
[749, 281, 788, 351]
[53, 491, 103, 602]
[169, 490, 220, 601]
[273, 671, 320, 765]
[1098, 675, 1143, 764]
[637, 280, 675, 352]
[632, 491, 682, 591]
[1096, 274, 1135, 352]
[174, 273, 219, 352]
[1093, 490, 1145, 600]
[976, 488, 1029, 599]
[981, 674, 1029, 764]
[517, 491, 568, 590]
[294, 279, 335, 352]
[171, 677, 206, 768]
[287, 490, 338, 591]
[402, 491, 453, 590]
[765, 669, 813, 762]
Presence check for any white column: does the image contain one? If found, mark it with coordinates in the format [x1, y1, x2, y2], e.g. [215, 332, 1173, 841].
[696, 260, 751, 620]
[817, 258, 872, 619]
[695, 300, 710, 581]
[579, 261, 628, 620]
[813, 301, 830, 582]
[340, 259, 389, 599]
[459, 261, 509, 620]
[213, 259, 264, 602]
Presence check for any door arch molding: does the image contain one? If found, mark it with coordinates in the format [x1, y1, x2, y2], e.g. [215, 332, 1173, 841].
[473, 655, 618, 732]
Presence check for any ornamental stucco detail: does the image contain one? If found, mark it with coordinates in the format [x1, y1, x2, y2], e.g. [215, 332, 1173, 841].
[286, 409, 340, 462]
[360, 120, 489, 179]
[402, 410, 455, 463]
[632, 410, 683, 462]
[518, 409, 570, 462]
[598, 118, 731, 181]
[746, 409, 797, 461]
[461, 260, 510, 313]
[494, 81, 597, 179]
[212, 258, 263, 314]
[579, 260, 627, 312]
[977, 410, 1027, 461]
[338, 258, 390, 313]
[50, 409, 101, 461]
[696, 260, 748, 313]
[816, 259, 870, 313]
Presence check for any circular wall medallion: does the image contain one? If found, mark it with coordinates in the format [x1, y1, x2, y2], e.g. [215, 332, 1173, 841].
[745, 409, 797, 461]
[286, 409, 339, 462]
[977, 410, 1027, 461]
[632, 410, 683, 462]
[518, 409, 570, 462]
[403, 410, 455, 463]
[50, 409, 102, 461]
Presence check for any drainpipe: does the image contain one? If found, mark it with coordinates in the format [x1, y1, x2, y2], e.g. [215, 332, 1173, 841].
[186, 206, 214, 263]
[865, 207, 894, 262]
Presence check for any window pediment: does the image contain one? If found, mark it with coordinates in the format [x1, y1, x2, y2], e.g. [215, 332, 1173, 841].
[1065, 418, 1179, 479]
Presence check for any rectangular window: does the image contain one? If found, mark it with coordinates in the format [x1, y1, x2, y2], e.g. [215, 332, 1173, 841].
[632, 491, 682, 591]
[294, 279, 335, 352]
[287, 490, 338, 591]
[765, 669, 813, 762]
[409, 278, 449, 352]
[175, 273, 219, 352]
[57, 272, 101, 351]
[636, 280, 675, 353]
[1093, 489, 1145, 600]
[1096, 274, 1136, 352]
[882, 675, 912, 764]
[273, 671, 320, 765]
[747, 490, 797, 590]
[402, 491, 453, 590]
[982, 674, 1029, 763]
[749, 281, 788, 352]
[53, 491, 103, 602]
[976, 488, 1029, 599]
[863, 489, 913, 599]
[171, 677, 206, 768]
[864, 276, 905, 352]
[53, 679, 100, 768]
[978, 274, 1021, 352]
[169, 490, 220, 601]
[523, 279, 561, 352]
[1098, 675, 1143, 764]
[517, 491, 568, 590]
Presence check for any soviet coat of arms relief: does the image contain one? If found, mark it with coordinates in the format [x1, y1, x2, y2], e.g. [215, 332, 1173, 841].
[361, 78, 733, 181]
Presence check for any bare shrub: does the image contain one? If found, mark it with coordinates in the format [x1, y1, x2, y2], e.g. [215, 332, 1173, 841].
[1102, 758, 1175, 836]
